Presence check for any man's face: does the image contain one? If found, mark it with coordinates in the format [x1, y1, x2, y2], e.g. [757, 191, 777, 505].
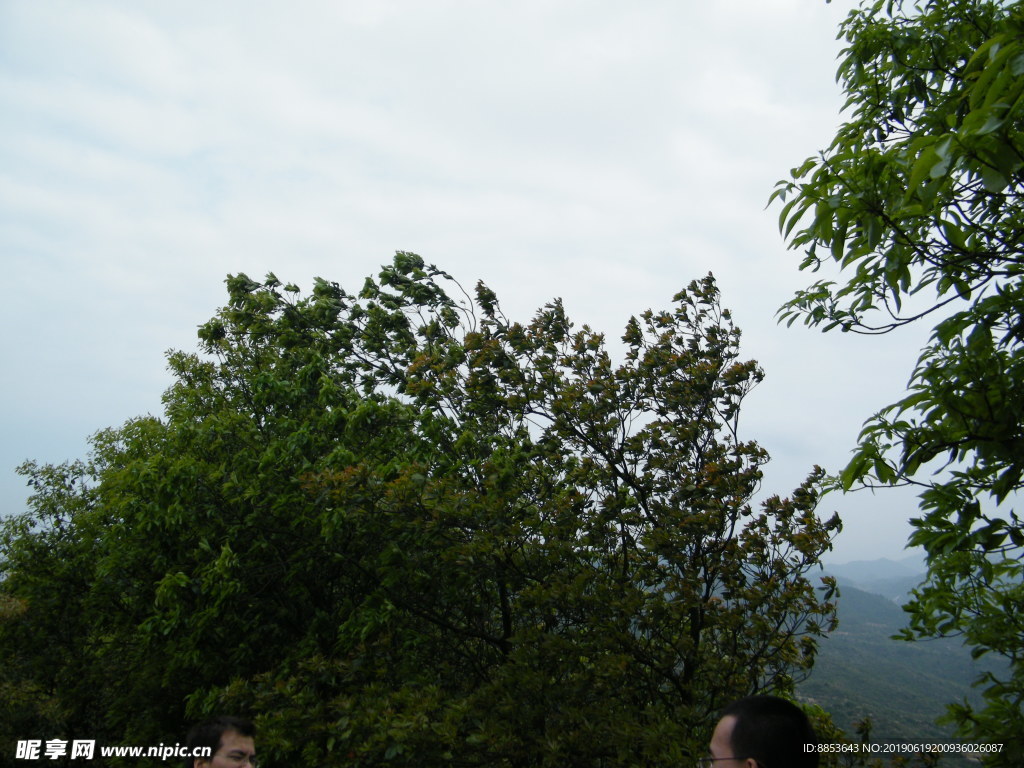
[709, 715, 757, 768]
[196, 729, 257, 768]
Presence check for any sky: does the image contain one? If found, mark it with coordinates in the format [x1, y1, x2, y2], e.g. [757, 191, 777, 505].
[0, 0, 932, 564]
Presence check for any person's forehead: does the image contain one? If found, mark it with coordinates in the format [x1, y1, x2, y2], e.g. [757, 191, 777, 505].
[219, 730, 255, 752]
[709, 715, 737, 758]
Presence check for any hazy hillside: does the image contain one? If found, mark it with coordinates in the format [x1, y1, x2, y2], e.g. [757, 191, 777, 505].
[823, 555, 927, 603]
[798, 560, 1003, 760]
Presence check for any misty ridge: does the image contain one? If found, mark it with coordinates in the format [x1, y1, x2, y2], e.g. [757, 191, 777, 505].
[800, 555, 1009, 755]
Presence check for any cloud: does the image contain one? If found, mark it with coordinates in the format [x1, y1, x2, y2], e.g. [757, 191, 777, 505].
[0, 0, 920, 561]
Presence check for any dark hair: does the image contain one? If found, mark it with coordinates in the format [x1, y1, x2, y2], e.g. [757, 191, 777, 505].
[184, 716, 255, 767]
[721, 695, 818, 768]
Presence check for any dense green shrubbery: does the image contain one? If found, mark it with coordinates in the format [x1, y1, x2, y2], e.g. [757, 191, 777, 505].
[1, 255, 837, 766]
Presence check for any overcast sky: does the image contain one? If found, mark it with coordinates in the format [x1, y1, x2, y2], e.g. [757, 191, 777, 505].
[1, 0, 931, 564]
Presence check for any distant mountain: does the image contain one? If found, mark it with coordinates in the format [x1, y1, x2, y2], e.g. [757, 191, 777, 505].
[823, 554, 925, 584]
[797, 562, 1004, 764]
[821, 555, 927, 603]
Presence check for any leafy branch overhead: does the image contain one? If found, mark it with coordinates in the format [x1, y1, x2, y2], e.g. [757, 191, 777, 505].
[774, 0, 1024, 336]
[773, 0, 1024, 761]
[2, 253, 837, 767]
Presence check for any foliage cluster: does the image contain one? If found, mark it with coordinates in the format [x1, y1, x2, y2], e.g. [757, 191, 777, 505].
[773, 0, 1024, 761]
[1, 255, 839, 766]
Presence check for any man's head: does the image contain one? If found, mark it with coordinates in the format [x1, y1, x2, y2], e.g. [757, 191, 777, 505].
[706, 695, 818, 768]
[186, 716, 257, 768]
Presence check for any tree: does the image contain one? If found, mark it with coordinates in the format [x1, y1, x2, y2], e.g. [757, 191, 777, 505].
[1, 254, 838, 766]
[772, 0, 1024, 760]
